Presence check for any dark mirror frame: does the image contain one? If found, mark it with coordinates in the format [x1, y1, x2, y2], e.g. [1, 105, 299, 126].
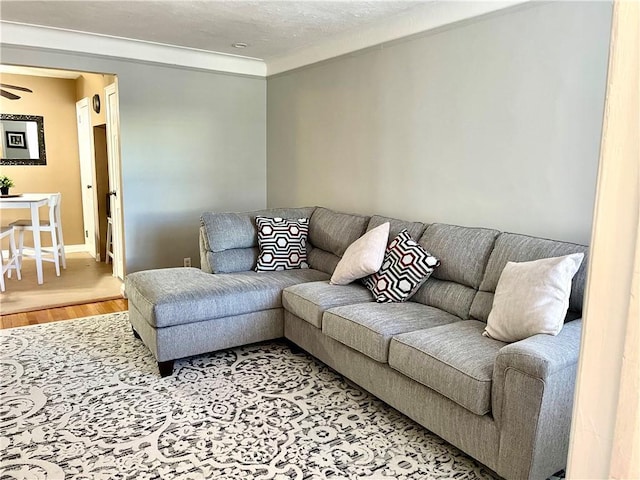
[1, 114, 47, 166]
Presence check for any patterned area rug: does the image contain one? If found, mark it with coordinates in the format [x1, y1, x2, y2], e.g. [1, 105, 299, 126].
[1, 313, 551, 479]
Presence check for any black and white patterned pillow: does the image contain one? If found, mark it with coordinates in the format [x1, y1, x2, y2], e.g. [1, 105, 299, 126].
[363, 229, 440, 302]
[256, 216, 310, 271]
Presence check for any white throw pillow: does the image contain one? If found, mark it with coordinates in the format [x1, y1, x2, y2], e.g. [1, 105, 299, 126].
[330, 222, 390, 285]
[483, 253, 585, 342]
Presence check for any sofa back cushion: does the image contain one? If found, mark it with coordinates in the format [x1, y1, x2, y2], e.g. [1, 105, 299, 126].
[469, 233, 589, 322]
[308, 207, 370, 274]
[366, 215, 426, 243]
[410, 223, 500, 319]
[200, 207, 316, 273]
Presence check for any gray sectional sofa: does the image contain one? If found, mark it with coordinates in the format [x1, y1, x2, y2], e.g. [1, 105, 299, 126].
[124, 206, 588, 480]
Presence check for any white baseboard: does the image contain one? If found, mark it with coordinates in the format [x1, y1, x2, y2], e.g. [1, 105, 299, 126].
[64, 244, 89, 254]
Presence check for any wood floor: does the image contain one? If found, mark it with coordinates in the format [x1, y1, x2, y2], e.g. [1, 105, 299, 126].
[0, 298, 128, 329]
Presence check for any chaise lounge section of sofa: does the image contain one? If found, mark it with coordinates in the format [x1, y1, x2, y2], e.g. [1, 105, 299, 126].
[125, 206, 588, 480]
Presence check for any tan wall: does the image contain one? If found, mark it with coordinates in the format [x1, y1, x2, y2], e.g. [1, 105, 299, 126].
[0, 72, 84, 248]
[75, 72, 116, 126]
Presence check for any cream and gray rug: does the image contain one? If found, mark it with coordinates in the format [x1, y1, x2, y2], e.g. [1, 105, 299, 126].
[1, 312, 540, 479]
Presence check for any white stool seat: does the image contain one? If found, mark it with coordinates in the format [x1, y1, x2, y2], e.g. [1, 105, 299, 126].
[9, 219, 51, 227]
[1, 226, 22, 292]
[10, 192, 66, 279]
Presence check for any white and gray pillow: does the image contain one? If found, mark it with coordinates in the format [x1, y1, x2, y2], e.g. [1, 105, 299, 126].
[255, 216, 310, 271]
[363, 229, 440, 302]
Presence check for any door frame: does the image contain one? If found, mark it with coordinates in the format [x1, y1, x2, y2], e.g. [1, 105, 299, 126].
[104, 82, 126, 279]
[75, 97, 99, 259]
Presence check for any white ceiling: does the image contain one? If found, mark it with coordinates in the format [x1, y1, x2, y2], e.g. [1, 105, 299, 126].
[0, 1, 526, 75]
[1, 1, 433, 60]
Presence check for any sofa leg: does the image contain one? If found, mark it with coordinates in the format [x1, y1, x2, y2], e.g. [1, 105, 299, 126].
[285, 339, 305, 355]
[158, 360, 174, 377]
[132, 326, 141, 340]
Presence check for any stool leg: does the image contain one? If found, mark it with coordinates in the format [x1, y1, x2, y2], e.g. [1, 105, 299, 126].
[51, 225, 61, 276]
[105, 219, 112, 264]
[9, 230, 21, 280]
[6, 237, 12, 280]
[17, 229, 24, 269]
[0, 249, 6, 292]
[57, 223, 66, 269]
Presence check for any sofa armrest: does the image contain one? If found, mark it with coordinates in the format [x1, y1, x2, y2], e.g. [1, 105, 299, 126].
[492, 319, 582, 479]
[199, 226, 213, 273]
[495, 319, 582, 385]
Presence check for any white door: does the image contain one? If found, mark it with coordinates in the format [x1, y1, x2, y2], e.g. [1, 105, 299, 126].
[76, 98, 99, 259]
[105, 83, 125, 279]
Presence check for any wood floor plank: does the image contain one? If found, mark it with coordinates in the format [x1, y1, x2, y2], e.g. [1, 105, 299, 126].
[31, 310, 50, 325]
[0, 299, 128, 329]
[50, 307, 72, 321]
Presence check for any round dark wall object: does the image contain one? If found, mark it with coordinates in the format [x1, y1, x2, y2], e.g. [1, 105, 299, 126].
[92, 94, 101, 114]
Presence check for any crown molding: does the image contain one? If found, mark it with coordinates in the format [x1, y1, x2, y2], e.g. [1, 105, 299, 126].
[0, 22, 267, 77]
[0, 64, 82, 79]
[1, 2, 529, 78]
[266, 0, 530, 76]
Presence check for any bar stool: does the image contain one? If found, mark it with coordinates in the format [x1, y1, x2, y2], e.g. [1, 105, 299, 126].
[0, 226, 22, 292]
[10, 192, 66, 277]
[105, 216, 114, 264]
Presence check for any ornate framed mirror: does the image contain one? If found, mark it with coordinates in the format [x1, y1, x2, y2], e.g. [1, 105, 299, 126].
[0, 114, 47, 165]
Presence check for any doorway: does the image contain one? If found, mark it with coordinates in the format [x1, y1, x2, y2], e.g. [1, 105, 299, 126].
[75, 106, 110, 266]
[94, 125, 110, 264]
[75, 80, 125, 279]
[0, 65, 124, 313]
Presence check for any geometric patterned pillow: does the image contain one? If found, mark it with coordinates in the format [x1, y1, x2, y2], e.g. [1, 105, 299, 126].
[363, 229, 440, 302]
[255, 216, 310, 271]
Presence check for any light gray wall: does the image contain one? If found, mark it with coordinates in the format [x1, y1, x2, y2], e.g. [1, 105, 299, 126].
[267, 2, 612, 245]
[1, 46, 267, 272]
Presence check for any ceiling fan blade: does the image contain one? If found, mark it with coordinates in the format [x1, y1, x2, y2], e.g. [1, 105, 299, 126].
[0, 89, 20, 100]
[0, 83, 33, 93]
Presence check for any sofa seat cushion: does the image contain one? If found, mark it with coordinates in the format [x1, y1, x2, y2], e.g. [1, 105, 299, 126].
[388, 321, 506, 415]
[282, 281, 373, 328]
[323, 303, 459, 363]
[125, 267, 329, 328]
